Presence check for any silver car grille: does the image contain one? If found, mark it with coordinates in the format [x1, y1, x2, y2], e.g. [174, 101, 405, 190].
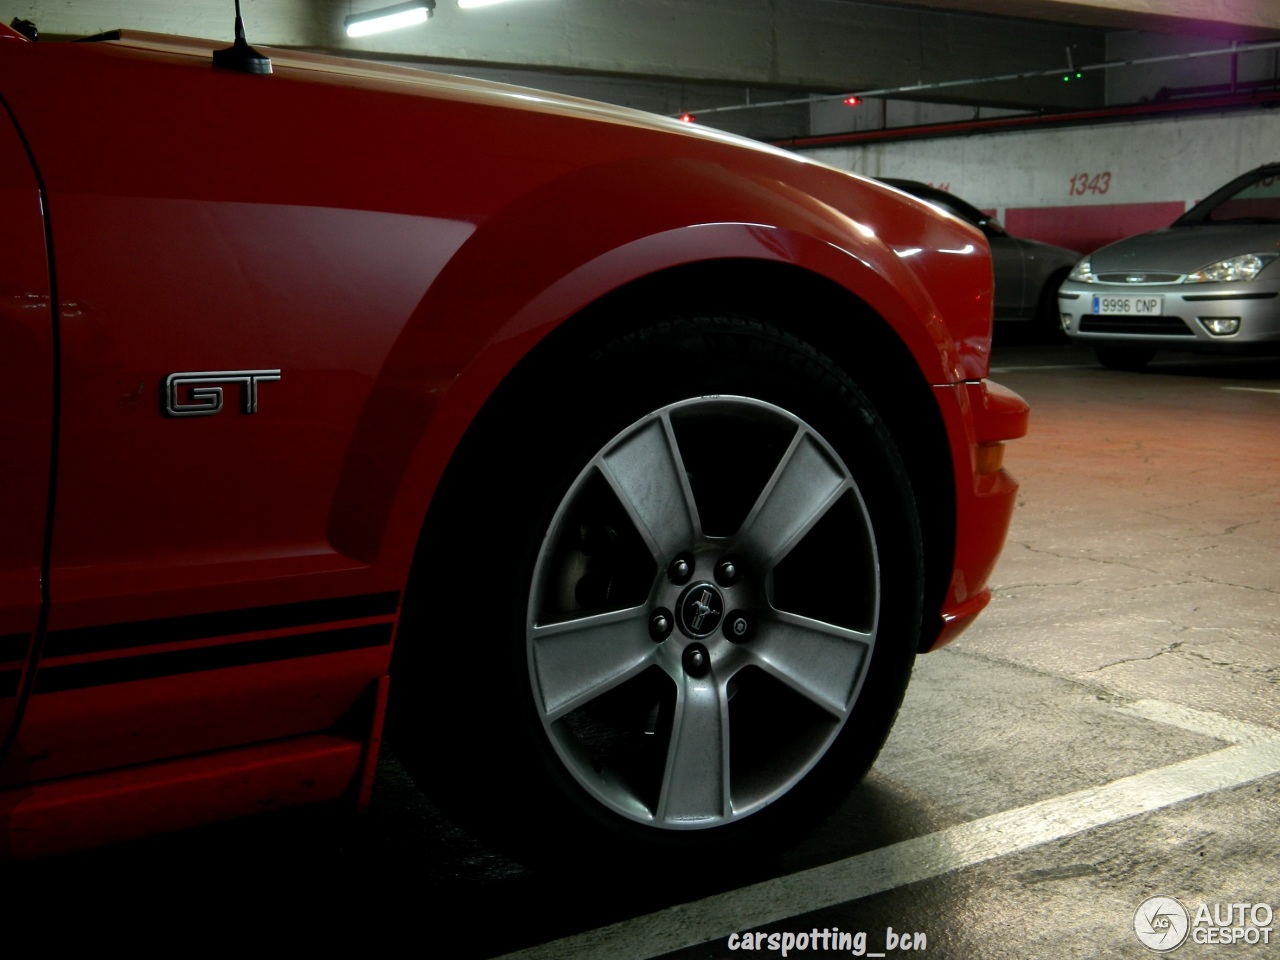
[1095, 272, 1182, 284]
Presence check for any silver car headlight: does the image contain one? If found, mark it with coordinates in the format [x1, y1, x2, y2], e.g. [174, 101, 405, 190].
[1067, 256, 1096, 283]
[1185, 252, 1279, 283]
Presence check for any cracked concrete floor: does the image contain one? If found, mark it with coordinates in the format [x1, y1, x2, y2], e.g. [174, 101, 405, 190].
[974, 344, 1280, 730]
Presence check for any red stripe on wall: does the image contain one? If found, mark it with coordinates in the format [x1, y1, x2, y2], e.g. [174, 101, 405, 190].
[1004, 202, 1186, 255]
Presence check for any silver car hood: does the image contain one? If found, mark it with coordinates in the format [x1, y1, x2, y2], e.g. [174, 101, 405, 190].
[1090, 224, 1280, 273]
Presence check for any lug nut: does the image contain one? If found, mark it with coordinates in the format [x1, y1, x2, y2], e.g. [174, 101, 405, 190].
[724, 610, 751, 641]
[650, 608, 673, 642]
[683, 643, 710, 678]
[668, 556, 693, 584]
[715, 559, 740, 586]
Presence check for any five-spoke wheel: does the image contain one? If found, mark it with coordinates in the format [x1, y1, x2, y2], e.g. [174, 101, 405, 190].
[528, 396, 880, 829]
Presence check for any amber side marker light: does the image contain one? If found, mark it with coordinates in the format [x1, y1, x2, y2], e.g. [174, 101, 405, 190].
[975, 442, 1006, 475]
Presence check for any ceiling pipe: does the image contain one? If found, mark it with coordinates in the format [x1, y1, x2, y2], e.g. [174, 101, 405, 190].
[770, 88, 1280, 149]
[680, 39, 1280, 119]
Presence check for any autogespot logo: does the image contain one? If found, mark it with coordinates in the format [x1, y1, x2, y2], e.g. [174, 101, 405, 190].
[1135, 896, 1190, 952]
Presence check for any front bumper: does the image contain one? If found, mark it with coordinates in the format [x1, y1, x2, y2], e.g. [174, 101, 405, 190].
[1058, 280, 1280, 349]
[927, 378, 1029, 652]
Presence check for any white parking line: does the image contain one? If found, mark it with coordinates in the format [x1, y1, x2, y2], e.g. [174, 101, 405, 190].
[497, 701, 1280, 960]
[1114, 699, 1277, 744]
[1223, 386, 1280, 395]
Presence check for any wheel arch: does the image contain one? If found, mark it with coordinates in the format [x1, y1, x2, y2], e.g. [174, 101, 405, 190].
[326, 217, 961, 580]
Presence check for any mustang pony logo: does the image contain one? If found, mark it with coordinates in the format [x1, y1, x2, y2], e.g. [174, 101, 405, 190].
[679, 583, 724, 638]
[163, 369, 281, 417]
[690, 590, 714, 631]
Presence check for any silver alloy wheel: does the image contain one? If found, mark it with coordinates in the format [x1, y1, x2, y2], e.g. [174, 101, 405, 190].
[526, 396, 881, 830]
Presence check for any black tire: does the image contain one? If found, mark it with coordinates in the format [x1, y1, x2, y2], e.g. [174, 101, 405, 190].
[392, 313, 925, 870]
[1095, 344, 1156, 371]
[1034, 270, 1071, 343]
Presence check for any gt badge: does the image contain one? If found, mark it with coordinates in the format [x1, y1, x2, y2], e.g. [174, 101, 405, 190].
[163, 369, 281, 417]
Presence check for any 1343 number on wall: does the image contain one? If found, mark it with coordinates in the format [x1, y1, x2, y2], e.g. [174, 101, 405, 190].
[1069, 172, 1112, 196]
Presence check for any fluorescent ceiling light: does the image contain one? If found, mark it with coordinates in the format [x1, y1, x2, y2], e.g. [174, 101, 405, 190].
[345, 1, 434, 37]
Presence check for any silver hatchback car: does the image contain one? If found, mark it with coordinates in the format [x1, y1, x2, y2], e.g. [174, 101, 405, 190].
[1058, 163, 1280, 370]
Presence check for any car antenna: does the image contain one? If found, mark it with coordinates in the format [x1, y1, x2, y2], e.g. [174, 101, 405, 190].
[212, 0, 272, 75]
[8, 18, 37, 40]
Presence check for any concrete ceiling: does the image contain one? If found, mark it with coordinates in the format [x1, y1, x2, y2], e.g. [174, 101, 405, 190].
[888, 0, 1280, 39]
[12, 0, 1279, 140]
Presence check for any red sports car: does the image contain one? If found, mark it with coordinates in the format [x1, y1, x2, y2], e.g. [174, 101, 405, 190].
[0, 21, 1027, 864]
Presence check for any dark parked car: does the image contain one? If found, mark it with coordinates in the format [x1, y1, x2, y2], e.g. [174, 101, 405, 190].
[1058, 163, 1280, 370]
[880, 178, 1079, 333]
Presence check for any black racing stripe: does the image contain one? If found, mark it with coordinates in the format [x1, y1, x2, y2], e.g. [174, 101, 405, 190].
[0, 633, 30, 663]
[33, 622, 394, 694]
[0, 669, 20, 698]
[45, 591, 400, 657]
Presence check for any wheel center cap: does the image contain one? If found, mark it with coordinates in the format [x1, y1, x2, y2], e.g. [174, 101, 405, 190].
[677, 581, 724, 638]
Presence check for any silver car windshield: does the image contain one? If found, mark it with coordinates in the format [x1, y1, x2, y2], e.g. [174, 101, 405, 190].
[1176, 167, 1280, 226]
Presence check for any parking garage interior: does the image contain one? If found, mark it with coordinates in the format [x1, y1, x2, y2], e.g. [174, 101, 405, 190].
[11, 1, 1279, 956]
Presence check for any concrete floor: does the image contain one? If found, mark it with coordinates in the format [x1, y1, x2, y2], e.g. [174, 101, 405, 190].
[19, 343, 1279, 956]
[977, 344, 1279, 731]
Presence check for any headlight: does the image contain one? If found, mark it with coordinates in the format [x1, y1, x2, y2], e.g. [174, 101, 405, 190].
[1185, 253, 1278, 283]
[1068, 256, 1096, 283]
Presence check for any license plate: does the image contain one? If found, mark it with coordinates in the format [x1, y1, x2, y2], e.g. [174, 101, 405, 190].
[1092, 294, 1163, 316]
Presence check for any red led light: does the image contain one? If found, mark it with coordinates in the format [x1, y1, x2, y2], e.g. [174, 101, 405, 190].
[679, 112, 696, 123]
[843, 96, 863, 107]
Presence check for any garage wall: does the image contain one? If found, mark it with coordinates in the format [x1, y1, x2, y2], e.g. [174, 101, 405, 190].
[800, 108, 1280, 254]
